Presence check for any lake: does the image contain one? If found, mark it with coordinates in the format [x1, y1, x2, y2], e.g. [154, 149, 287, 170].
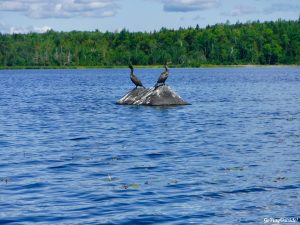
[0, 67, 299, 224]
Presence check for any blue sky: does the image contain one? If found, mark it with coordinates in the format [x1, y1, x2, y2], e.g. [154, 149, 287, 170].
[0, 0, 299, 33]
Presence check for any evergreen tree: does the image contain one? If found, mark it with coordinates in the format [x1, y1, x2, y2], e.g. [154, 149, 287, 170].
[0, 19, 299, 67]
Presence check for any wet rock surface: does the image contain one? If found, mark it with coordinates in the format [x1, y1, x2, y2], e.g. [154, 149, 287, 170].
[117, 85, 189, 106]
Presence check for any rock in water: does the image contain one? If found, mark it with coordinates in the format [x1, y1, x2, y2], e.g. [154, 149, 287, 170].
[117, 86, 189, 106]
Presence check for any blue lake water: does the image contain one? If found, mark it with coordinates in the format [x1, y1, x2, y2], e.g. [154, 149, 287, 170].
[0, 67, 299, 224]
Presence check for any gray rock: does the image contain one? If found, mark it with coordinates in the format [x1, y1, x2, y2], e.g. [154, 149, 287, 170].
[117, 85, 190, 106]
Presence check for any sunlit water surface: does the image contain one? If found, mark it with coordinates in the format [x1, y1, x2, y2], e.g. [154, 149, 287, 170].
[0, 67, 299, 224]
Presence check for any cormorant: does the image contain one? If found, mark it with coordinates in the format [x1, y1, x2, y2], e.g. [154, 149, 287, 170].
[155, 62, 170, 88]
[129, 64, 145, 88]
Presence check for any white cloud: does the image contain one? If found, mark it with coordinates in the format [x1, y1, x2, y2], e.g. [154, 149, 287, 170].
[0, 22, 52, 34]
[162, 0, 220, 12]
[33, 25, 52, 33]
[0, 0, 119, 18]
[11, 25, 52, 34]
[222, 5, 259, 17]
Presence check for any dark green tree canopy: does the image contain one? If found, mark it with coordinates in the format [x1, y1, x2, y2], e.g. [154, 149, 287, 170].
[0, 19, 299, 67]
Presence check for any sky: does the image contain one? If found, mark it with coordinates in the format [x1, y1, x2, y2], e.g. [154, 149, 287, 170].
[0, 0, 299, 33]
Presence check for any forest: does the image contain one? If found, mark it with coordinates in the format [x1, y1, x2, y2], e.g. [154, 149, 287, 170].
[0, 19, 299, 68]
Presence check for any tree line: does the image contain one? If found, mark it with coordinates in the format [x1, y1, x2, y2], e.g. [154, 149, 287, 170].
[0, 19, 299, 67]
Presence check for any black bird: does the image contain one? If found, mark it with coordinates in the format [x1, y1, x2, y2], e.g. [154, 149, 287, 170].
[155, 62, 170, 87]
[129, 64, 144, 88]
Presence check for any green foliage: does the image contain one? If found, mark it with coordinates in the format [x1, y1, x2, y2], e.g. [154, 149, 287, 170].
[0, 19, 299, 67]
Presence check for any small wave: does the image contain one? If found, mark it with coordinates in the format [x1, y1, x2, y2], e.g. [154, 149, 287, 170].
[223, 187, 268, 194]
[69, 137, 91, 141]
[276, 185, 299, 190]
[202, 192, 224, 199]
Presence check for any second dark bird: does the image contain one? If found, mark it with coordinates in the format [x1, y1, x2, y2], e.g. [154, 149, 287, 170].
[129, 64, 145, 88]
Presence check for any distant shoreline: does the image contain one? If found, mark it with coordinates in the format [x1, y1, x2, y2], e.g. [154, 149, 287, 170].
[1, 64, 299, 70]
[1, 20, 299, 69]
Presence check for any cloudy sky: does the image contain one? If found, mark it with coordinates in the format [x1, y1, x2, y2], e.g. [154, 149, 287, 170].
[0, 0, 299, 33]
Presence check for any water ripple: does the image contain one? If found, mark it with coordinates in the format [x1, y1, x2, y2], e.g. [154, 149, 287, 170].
[0, 68, 299, 224]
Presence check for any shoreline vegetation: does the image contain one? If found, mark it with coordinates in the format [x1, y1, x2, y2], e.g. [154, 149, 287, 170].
[0, 64, 299, 70]
[1, 19, 299, 69]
